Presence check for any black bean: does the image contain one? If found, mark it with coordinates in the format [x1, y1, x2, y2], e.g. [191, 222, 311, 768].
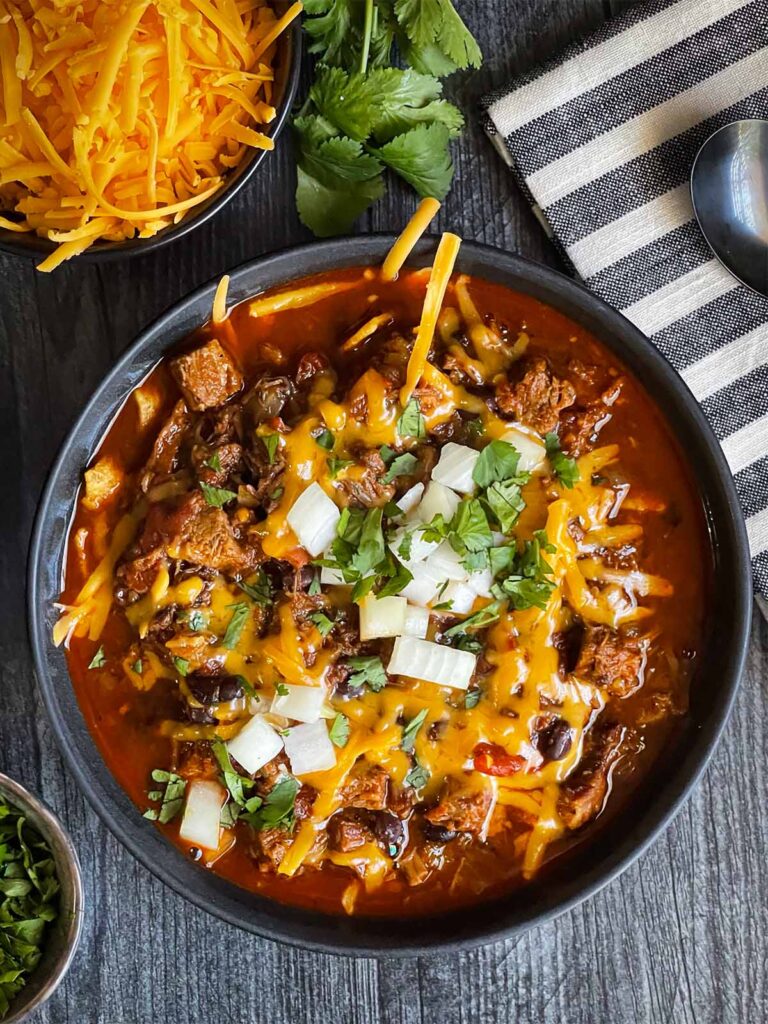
[422, 821, 458, 844]
[536, 718, 573, 762]
[187, 673, 244, 705]
[370, 812, 405, 855]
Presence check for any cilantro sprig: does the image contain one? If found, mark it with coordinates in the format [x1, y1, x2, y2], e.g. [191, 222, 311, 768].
[294, 1, 482, 236]
[544, 432, 580, 489]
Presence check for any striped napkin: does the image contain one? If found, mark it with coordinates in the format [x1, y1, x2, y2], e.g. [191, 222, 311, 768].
[482, 0, 768, 600]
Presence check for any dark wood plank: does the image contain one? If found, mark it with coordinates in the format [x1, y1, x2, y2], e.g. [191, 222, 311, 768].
[1, 1, 765, 1022]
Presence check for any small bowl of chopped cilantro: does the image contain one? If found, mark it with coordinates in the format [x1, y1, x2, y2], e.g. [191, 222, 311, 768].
[0, 773, 83, 1023]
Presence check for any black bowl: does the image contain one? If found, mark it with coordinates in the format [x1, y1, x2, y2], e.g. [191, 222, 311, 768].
[27, 237, 752, 955]
[0, 9, 301, 264]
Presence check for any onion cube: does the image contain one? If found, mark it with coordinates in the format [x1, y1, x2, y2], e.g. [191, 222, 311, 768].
[320, 564, 348, 586]
[387, 636, 476, 690]
[226, 714, 284, 774]
[287, 482, 340, 556]
[396, 483, 424, 514]
[427, 541, 469, 582]
[179, 780, 225, 851]
[412, 480, 460, 524]
[284, 720, 336, 776]
[467, 566, 493, 597]
[403, 604, 430, 638]
[359, 594, 407, 640]
[431, 443, 480, 494]
[400, 558, 443, 607]
[500, 425, 546, 474]
[389, 525, 439, 564]
[271, 683, 326, 724]
[441, 581, 477, 614]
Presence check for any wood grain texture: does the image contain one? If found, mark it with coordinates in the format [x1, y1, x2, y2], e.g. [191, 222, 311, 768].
[1, 1, 765, 1021]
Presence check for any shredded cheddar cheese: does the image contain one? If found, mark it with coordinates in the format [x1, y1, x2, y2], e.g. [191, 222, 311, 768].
[381, 197, 441, 282]
[0, 0, 302, 271]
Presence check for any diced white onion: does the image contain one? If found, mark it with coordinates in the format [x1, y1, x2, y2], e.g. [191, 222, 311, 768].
[270, 683, 326, 724]
[403, 604, 430, 638]
[396, 482, 424, 514]
[287, 482, 340, 556]
[426, 541, 468, 582]
[411, 479, 460, 525]
[388, 525, 438, 564]
[387, 636, 476, 690]
[400, 558, 443, 606]
[441, 581, 477, 614]
[284, 720, 336, 776]
[359, 594, 407, 640]
[320, 564, 348, 586]
[431, 442, 479, 494]
[500, 424, 547, 474]
[467, 566, 493, 597]
[179, 780, 225, 850]
[226, 714, 284, 774]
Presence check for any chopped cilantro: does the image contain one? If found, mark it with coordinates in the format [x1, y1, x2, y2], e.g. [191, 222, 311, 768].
[346, 655, 388, 692]
[88, 646, 106, 669]
[381, 452, 418, 484]
[0, 797, 60, 1015]
[132, 658, 143, 675]
[241, 777, 300, 832]
[172, 656, 189, 677]
[144, 769, 186, 824]
[419, 512, 451, 544]
[204, 452, 222, 473]
[443, 600, 503, 637]
[183, 609, 208, 632]
[466, 417, 485, 442]
[375, 559, 413, 598]
[404, 760, 430, 789]
[211, 740, 255, 809]
[397, 398, 426, 439]
[308, 571, 322, 596]
[493, 531, 556, 610]
[329, 713, 350, 748]
[222, 602, 249, 650]
[314, 428, 335, 451]
[484, 478, 526, 533]
[238, 570, 273, 608]
[199, 482, 237, 508]
[472, 439, 521, 488]
[261, 433, 280, 464]
[401, 708, 428, 752]
[449, 498, 493, 555]
[275, 681, 289, 697]
[328, 456, 354, 478]
[464, 688, 481, 709]
[544, 432, 580, 488]
[309, 611, 335, 637]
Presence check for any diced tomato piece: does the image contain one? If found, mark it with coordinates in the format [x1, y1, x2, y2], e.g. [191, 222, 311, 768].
[473, 742, 526, 777]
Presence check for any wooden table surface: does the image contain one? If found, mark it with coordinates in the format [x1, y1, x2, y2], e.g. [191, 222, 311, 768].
[2, 2, 766, 1021]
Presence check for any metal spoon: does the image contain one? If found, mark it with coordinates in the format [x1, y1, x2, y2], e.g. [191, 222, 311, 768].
[690, 118, 768, 297]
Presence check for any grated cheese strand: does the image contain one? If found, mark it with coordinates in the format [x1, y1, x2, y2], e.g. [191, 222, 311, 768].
[400, 232, 462, 406]
[381, 197, 441, 282]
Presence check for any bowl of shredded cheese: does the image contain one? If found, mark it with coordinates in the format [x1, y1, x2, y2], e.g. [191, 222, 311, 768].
[0, 0, 302, 273]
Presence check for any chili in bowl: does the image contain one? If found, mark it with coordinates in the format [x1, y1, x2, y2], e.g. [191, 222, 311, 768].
[28, 219, 751, 952]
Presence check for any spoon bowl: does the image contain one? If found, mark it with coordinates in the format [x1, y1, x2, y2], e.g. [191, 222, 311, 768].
[691, 118, 768, 296]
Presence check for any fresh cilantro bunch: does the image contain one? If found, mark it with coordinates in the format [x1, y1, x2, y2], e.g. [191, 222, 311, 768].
[294, 0, 482, 236]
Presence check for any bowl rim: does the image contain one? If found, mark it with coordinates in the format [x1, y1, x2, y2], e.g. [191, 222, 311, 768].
[0, 13, 302, 263]
[27, 235, 753, 956]
[0, 772, 84, 1022]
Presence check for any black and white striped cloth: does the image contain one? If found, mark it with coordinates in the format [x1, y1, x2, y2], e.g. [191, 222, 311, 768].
[482, 0, 768, 599]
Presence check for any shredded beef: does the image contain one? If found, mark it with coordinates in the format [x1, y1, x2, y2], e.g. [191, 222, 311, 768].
[576, 624, 644, 697]
[337, 448, 395, 508]
[328, 811, 373, 852]
[255, 828, 291, 869]
[495, 358, 576, 433]
[170, 339, 243, 412]
[340, 764, 389, 811]
[192, 441, 243, 486]
[559, 382, 622, 457]
[424, 781, 491, 835]
[557, 721, 625, 830]
[141, 400, 191, 490]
